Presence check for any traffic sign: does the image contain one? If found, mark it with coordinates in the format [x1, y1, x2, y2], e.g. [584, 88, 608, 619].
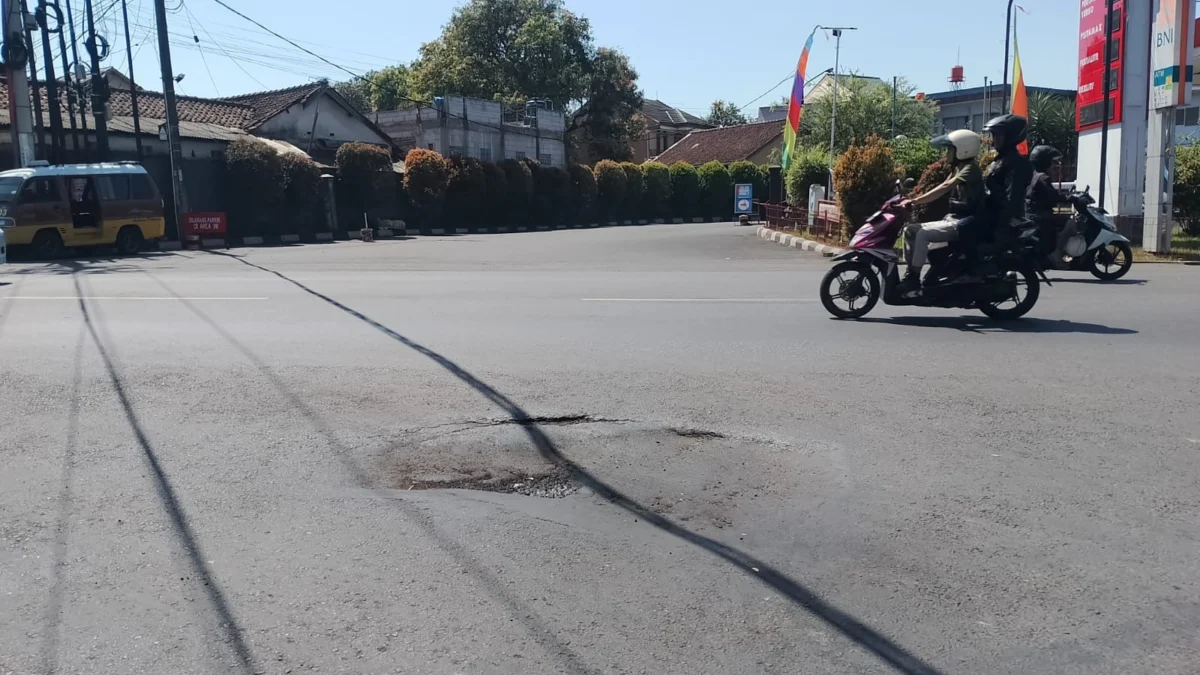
[734, 184, 754, 215]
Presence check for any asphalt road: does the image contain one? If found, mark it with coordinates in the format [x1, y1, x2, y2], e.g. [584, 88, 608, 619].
[1, 223, 1198, 675]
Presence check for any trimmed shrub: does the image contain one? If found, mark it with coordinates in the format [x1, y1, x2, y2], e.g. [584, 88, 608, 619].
[224, 137, 284, 238]
[641, 161, 671, 218]
[911, 157, 954, 221]
[668, 161, 701, 218]
[279, 153, 322, 234]
[535, 165, 573, 225]
[499, 158, 534, 225]
[340, 142, 396, 220]
[832, 135, 898, 239]
[1175, 142, 1200, 234]
[594, 159, 627, 221]
[697, 160, 733, 216]
[444, 155, 487, 226]
[729, 160, 761, 202]
[892, 137, 941, 182]
[619, 162, 644, 219]
[482, 161, 508, 224]
[568, 163, 597, 223]
[784, 147, 830, 205]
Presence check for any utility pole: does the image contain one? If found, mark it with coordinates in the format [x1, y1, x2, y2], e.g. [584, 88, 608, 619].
[83, 0, 109, 159]
[154, 0, 188, 237]
[55, 12, 80, 159]
[65, 0, 90, 159]
[4, 0, 37, 165]
[822, 25, 856, 195]
[1098, 0, 1116, 211]
[1001, 0, 1015, 110]
[34, 2, 64, 164]
[119, 0, 142, 160]
[891, 75, 897, 139]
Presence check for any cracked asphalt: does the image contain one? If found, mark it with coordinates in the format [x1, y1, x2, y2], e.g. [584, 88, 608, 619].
[1, 223, 1199, 674]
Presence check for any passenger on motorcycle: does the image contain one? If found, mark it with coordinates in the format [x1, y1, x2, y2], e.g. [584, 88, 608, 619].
[1026, 144, 1069, 268]
[897, 129, 985, 293]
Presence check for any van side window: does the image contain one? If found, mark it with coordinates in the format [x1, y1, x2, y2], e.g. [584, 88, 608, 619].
[95, 175, 131, 201]
[20, 177, 62, 204]
[129, 174, 156, 199]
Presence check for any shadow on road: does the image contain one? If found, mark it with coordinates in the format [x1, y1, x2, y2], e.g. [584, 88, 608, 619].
[69, 267, 257, 675]
[4, 254, 189, 276]
[863, 315, 1138, 335]
[141, 270, 596, 674]
[208, 250, 946, 675]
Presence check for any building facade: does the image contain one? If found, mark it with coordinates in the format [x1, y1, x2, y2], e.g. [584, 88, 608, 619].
[375, 96, 566, 168]
[924, 84, 1078, 134]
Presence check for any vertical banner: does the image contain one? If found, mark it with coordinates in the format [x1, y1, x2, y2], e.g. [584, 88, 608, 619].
[1150, 0, 1193, 109]
[782, 28, 818, 172]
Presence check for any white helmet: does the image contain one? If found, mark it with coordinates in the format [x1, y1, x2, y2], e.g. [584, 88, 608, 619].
[932, 129, 982, 162]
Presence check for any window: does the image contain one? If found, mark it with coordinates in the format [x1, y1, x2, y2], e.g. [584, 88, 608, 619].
[1109, 36, 1121, 63]
[478, 147, 492, 162]
[130, 174, 157, 200]
[19, 177, 61, 204]
[515, 151, 527, 159]
[95, 175, 131, 201]
[539, 153, 552, 166]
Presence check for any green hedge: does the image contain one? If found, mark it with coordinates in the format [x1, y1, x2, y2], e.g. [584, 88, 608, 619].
[619, 162, 644, 219]
[784, 147, 829, 206]
[697, 161, 733, 216]
[594, 160, 627, 221]
[500, 158, 534, 225]
[402, 148, 449, 225]
[568, 163, 597, 223]
[669, 162, 701, 218]
[225, 138, 285, 238]
[642, 161, 672, 218]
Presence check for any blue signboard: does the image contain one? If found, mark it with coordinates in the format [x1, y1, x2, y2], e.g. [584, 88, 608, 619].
[734, 184, 754, 215]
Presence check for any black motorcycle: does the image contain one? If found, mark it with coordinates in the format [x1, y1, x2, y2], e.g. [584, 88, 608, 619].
[1019, 187, 1134, 281]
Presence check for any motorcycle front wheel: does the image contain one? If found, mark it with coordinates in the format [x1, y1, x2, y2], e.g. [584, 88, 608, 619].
[978, 265, 1040, 320]
[1088, 241, 1133, 280]
[820, 261, 880, 319]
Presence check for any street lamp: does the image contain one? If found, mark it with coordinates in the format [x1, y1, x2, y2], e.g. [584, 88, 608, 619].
[1001, 0, 1015, 111]
[820, 25, 857, 195]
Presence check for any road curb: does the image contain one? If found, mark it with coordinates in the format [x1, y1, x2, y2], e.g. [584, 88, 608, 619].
[756, 226, 846, 257]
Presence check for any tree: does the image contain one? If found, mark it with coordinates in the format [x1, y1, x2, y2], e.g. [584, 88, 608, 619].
[832, 135, 897, 238]
[891, 136, 941, 182]
[334, 76, 373, 114]
[1174, 142, 1200, 234]
[784, 147, 830, 205]
[410, 0, 594, 104]
[370, 65, 415, 111]
[1026, 91, 1077, 163]
[706, 100, 747, 127]
[572, 48, 644, 162]
[798, 75, 937, 153]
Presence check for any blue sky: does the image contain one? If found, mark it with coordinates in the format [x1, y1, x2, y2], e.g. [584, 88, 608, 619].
[93, 0, 1080, 109]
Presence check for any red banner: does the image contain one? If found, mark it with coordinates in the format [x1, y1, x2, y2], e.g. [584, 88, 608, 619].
[183, 212, 227, 237]
[1077, 0, 1124, 131]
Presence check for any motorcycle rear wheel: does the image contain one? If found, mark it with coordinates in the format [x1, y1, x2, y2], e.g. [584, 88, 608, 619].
[820, 261, 880, 319]
[978, 265, 1039, 320]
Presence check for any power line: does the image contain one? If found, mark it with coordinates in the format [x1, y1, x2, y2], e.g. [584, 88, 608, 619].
[181, 1, 219, 95]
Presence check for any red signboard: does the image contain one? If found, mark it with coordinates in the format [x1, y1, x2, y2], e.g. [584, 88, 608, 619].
[1077, 0, 1125, 131]
[183, 212, 227, 237]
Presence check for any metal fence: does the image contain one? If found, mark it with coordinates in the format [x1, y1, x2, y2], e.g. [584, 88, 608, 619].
[759, 201, 845, 243]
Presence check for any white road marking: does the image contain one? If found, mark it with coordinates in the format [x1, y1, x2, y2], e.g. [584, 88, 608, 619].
[0, 296, 269, 301]
[582, 298, 816, 303]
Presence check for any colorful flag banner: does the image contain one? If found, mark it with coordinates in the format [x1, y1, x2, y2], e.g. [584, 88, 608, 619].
[1011, 20, 1029, 155]
[782, 28, 818, 171]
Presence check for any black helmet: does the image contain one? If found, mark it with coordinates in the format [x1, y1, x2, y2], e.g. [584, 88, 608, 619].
[1029, 145, 1062, 171]
[983, 114, 1028, 153]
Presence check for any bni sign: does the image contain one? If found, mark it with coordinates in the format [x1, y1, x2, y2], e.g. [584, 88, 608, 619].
[734, 184, 754, 215]
[1151, 0, 1194, 109]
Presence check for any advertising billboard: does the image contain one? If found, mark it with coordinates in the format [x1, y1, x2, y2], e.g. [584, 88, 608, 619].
[1078, 0, 1125, 131]
[1149, 0, 1193, 109]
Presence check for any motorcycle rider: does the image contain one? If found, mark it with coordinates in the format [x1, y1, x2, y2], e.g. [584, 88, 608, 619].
[898, 128, 985, 293]
[1026, 144, 1070, 268]
[970, 114, 1034, 261]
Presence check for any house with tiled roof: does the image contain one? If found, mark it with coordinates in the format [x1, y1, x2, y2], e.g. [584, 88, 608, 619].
[568, 98, 712, 165]
[0, 78, 394, 168]
[654, 120, 783, 166]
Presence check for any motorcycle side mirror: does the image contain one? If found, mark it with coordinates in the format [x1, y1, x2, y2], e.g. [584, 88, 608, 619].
[903, 178, 916, 190]
[1083, 185, 1091, 194]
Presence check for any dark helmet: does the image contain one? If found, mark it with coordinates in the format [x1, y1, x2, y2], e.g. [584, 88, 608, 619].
[1029, 145, 1062, 171]
[983, 114, 1028, 153]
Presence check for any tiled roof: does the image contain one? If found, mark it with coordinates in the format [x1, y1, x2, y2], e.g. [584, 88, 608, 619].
[641, 99, 709, 127]
[223, 83, 324, 130]
[654, 121, 783, 165]
[107, 88, 253, 127]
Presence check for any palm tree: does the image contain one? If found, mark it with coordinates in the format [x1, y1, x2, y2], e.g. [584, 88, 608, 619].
[1026, 91, 1077, 161]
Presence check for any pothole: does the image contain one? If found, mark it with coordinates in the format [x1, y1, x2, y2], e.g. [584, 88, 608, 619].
[670, 428, 727, 439]
[404, 467, 580, 498]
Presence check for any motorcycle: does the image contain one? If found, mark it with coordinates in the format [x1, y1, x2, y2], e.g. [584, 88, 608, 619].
[819, 179, 1041, 321]
[1021, 186, 1133, 281]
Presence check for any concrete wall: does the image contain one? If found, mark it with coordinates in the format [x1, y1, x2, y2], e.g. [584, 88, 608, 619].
[376, 96, 567, 167]
[254, 91, 388, 147]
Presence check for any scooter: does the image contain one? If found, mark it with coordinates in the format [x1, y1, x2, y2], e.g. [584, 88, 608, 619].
[1023, 186, 1133, 281]
[819, 179, 1041, 320]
